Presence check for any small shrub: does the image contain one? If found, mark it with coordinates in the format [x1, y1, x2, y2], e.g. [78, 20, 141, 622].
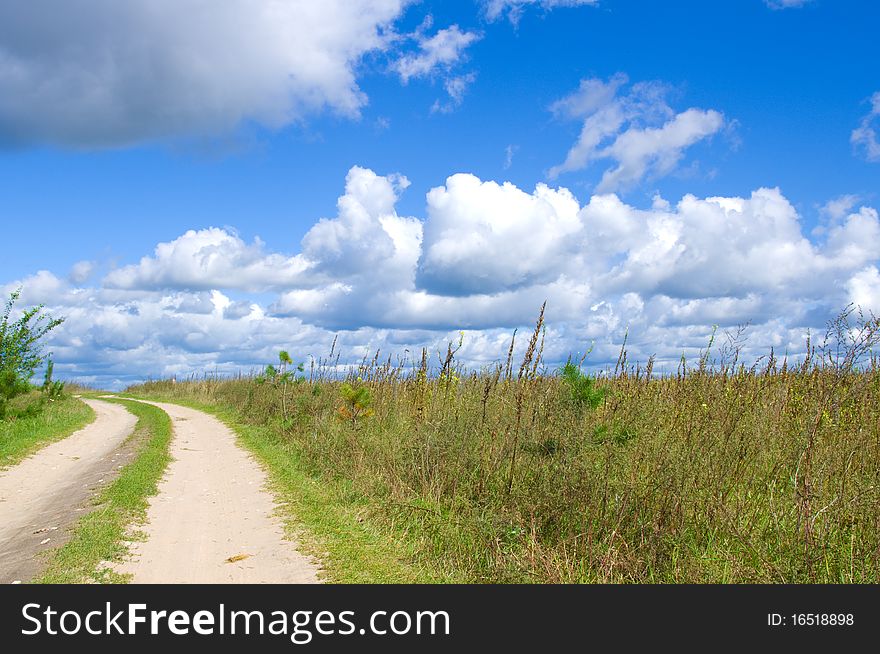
[560, 361, 607, 410]
[41, 356, 65, 402]
[337, 382, 374, 426]
[0, 289, 64, 419]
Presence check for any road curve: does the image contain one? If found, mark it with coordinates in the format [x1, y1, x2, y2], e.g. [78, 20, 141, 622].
[110, 399, 321, 584]
[0, 399, 137, 583]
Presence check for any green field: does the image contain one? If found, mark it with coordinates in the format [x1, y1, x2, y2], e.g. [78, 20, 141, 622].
[125, 314, 880, 583]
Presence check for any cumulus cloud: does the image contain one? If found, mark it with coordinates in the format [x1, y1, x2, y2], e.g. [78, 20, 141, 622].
[847, 267, 880, 311]
[274, 167, 422, 329]
[549, 74, 725, 191]
[300, 165, 422, 285]
[851, 92, 880, 162]
[484, 0, 598, 23]
[104, 228, 310, 292]
[418, 175, 582, 295]
[5, 167, 880, 388]
[0, 0, 409, 147]
[2, 279, 329, 389]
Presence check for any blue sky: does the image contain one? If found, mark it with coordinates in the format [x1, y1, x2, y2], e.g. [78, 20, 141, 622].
[1, 0, 878, 387]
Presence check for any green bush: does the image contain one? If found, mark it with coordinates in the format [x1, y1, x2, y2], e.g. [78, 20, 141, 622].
[0, 289, 64, 419]
[560, 361, 607, 410]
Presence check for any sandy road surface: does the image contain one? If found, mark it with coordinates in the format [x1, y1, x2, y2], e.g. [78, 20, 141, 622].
[0, 399, 137, 583]
[110, 399, 321, 583]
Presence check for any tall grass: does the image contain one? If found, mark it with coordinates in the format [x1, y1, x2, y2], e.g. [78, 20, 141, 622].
[127, 307, 880, 583]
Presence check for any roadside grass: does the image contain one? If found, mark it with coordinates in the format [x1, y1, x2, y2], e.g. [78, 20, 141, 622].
[125, 308, 880, 584]
[119, 395, 457, 583]
[35, 398, 172, 584]
[0, 393, 95, 470]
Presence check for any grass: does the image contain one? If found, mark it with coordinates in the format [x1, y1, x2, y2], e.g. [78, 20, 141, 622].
[125, 308, 880, 584]
[0, 393, 95, 470]
[36, 398, 172, 584]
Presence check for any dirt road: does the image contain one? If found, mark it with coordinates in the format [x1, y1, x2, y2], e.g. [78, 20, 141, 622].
[110, 399, 321, 583]
[0, 399, 137, 583]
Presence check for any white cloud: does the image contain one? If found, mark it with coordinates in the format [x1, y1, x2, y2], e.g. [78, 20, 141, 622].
[69, 261, 95, 284]
[0, 1, 409, 147]
[104, 228, 310, 292]
[392, 22, 480, 113]
[418, 174, 582, 295]
[549, 75, 726, 191]
[550, 74, 630, 121]
[5, 167, 880, 389]
[824, 207, 880, 266]
[393, 25, 480, 83]
[593, 108, 724, 192]
[851, 92, 880, 162]
[431, 73, 478, 114]
[504, 144, 518, 169]
[300, 166, 422, 286]
[847, 266, 880, 311]
[820, 194, 862, 223]
[484, 0, 598, 23]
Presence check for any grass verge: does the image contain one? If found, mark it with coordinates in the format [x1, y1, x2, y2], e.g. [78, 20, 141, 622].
[35, 398, 172, 584]
[0, 394, 95, 470]
[120, 394, 455, 583]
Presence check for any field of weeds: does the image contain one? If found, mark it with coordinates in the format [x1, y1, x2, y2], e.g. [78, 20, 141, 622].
[127, 307, 880, 583]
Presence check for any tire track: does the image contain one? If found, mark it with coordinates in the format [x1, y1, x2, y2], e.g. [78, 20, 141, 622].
[110, 399, 321, 583]
[0, 399, 137, 583]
